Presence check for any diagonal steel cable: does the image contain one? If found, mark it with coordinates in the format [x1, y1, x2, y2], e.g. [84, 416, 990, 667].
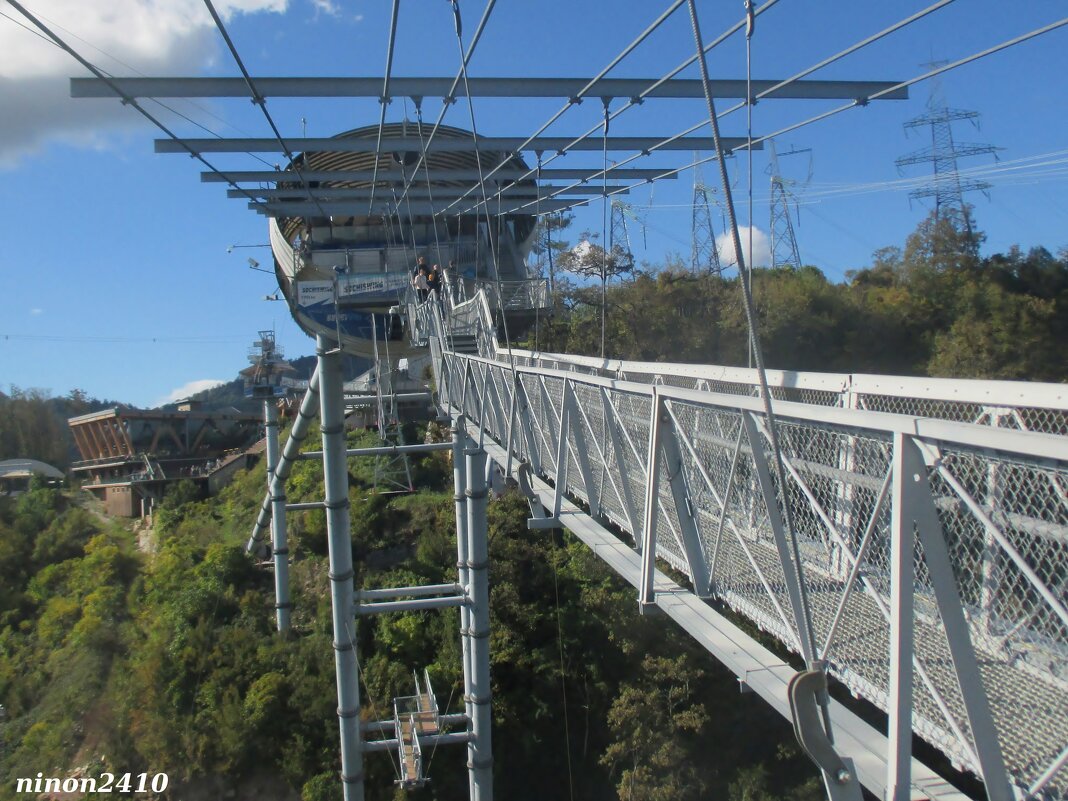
[5, 0, 265, 208]
[201, 0, 329, 219]
[367, 0, 401, 215]
[483, 0, 954, 218]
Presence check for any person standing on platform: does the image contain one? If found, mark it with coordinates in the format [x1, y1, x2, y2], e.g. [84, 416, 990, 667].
[427, 263, 441, 299]
[412, 265, 429, 303]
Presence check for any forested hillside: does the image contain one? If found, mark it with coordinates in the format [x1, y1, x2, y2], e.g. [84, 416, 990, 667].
[539, 213, 1068, 382]
[0, 425, 822, 801]
[0, 389, 119, 468]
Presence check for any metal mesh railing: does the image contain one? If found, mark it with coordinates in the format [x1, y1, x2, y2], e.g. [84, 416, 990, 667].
[431, 290, 1068, 801]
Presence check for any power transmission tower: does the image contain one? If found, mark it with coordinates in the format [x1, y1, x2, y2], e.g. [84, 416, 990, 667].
[691, 160, 722, 273]
[768, 139, 810, 270]
[609, 199, 633, 266]
[895, 80, 998, 246]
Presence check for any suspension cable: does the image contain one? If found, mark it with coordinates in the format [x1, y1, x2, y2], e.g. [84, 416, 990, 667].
[600, 99, 610, 360]
[367, 0, 401, 215]
[5, 0, 266, 209]
[685, 0, 821, 674]
[438, 0, 689, 216]
[745, 0, 755, 367]
[446, 0, 519, 388]
[394, 0, 498, 209]
[536, 7, 1059, 221]
[201, 0, 329, 220]
[457, 0, 785, 217]
[476, 0, 955, 218]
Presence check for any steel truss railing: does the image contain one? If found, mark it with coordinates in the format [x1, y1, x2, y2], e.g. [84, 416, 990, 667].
[429, 296, 1068, 801]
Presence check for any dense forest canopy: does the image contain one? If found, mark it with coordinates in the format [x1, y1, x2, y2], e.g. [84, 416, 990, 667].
[535, 210, 1068, 382]
[0, 429, 824, 801]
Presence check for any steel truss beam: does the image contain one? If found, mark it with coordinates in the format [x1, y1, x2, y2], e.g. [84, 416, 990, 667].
[202, 168, 679, 183]
[229, 185, 629, 200]
[156, 136, 758, 154]
[73, 76, 909, 101]
[249, 199, 584, 216]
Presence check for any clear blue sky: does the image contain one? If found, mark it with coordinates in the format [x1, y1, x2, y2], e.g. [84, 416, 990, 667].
[2, 0, 1066, 407]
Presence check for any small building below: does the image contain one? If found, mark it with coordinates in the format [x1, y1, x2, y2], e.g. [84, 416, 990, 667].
[0, 459, 65, 495]
[68, 406, 265, 517]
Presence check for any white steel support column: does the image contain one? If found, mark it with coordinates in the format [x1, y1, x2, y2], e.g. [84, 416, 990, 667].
[640, 391, 665, 609]
[317, 336, 364, 801]
[887, 432, 916, 801]
[248, 368, 320, 551]
[742, 411, 813, 660]
[465, 442, 493, 801]
[904, 436, 1013, 801]
[452, 417, 475, 792]
[264, 400, 292, 632]
[660, 403, 710, 597]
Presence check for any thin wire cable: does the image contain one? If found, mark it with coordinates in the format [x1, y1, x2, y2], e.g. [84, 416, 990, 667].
[1, 6, 275, 165]
[367, 0, 401, 215]
[4, 0, 263, 209]
[457, 0, 784, 217]
[498, 0, 958, 218]
[201, 0, 329, 219]
[685, 0, 822, 680]
[601, 100, 610, 359]
[438, 0, 689, 216]
[395, 0, 498, 209]
[543, 14, 1068, 225]
[551, 531, 576, 801]
[745, 0, 754, 367]
[447, 0, 519, 390]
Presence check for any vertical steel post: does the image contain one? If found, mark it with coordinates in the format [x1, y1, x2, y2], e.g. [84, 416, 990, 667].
[452, 417, 475, 792]
[317, 336, 364, 801]
[639, 392, 665, 609]
[264, 400, 291, 632]
[465, 441, 493, 801]
[887, 432, 915, 801]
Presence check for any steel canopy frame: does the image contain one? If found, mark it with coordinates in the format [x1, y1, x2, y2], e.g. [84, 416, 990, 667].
[229, 185, 630, 200]
[248, 199, 586, 216]
[71, 76, 909, 101]
[154, 135, 758, 153]
[201, 167, 681, 183]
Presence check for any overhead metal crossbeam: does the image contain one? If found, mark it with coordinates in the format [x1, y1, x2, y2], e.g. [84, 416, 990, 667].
[201, 168, 678, 183]
[157, 136, 756, 154]
[248, 199, 585, 216]
[229, 185, 629, 200]
[72, 76, 909, 101]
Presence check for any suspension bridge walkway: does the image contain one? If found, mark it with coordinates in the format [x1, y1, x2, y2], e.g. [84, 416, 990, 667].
[412, 286, 1068, 801]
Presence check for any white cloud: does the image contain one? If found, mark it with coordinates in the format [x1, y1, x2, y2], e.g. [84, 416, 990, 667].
[310, 0, 341, 16]
[716, 226, 771, 270]
[154, 378, 226, 407]
[30, 307, 43, 315]
[0, 0, 288, 167]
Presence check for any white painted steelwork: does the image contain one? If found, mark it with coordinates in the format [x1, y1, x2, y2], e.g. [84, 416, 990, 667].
[429, 291, 1068, 801]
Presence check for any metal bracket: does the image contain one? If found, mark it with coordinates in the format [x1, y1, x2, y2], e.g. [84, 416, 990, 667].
[788, 669, 863, 801]
[518, 462, 546, 520]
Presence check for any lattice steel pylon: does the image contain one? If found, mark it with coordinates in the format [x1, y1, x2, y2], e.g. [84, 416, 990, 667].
[768, 139, 808, 270]
[691, 160, 722, 274]
[609, 199, 634, 266]
[895, 98, 998, 247]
